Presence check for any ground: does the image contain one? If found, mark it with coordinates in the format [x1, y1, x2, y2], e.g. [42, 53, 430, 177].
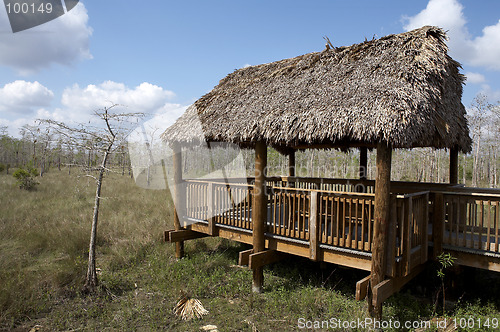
[1, 170, 499, 331]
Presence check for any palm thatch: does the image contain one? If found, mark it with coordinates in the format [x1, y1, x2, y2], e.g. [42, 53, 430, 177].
[162, 26, 471, 153]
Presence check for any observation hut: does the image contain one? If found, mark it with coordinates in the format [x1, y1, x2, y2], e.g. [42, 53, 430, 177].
[161, 26, 500, 317]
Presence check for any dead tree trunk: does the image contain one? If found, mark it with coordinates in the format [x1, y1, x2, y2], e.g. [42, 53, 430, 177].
[84, 141, 113, 292]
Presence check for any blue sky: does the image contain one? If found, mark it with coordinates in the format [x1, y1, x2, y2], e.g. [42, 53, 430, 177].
[1, 0, 499, 137]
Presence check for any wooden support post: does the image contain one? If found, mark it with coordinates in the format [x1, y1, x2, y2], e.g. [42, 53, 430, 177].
[252, 141, 267, 293]
[288, 150, 295, 177]
[433, 193, 444, 259]
[450, 147, 459, 185]
[288, 150, 295, 188]
[172, 143, 184, 259]
[369, 142, 392, 318]
[360, 147, 368, 180]
[309, 191, 319, 261]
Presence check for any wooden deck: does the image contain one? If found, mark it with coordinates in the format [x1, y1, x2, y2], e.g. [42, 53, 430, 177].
[165, 176, 500, 303]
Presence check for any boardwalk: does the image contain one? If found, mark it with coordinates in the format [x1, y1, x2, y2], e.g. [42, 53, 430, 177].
[165, 176, 500, 306]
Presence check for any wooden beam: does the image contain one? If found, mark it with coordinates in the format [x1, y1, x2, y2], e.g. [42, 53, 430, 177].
[252, 141, 267, 293]
[359, 147, 368, 180]
[238, 249, 253, 266]
[164, 230, 173, 242]
[249, 250, 286, 270]
[356, 275, 371, 301]
[449, 147, 459, 185]
[372, 264, 425, 308]
[309, 191, 319, 261]
[369, 142, 392, 318]
[172, 143, 184, 259]
[169, 229, 208, 242]
[445, 249, 500, 272]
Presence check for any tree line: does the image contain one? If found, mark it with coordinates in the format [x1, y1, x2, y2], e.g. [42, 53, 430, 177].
[0, 94, 499, 188]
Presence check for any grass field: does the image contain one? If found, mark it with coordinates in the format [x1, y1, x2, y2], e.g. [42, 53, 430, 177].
[1, 169, 499, 331]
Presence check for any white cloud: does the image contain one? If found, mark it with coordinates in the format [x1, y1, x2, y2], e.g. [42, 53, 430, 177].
[465, 72, 486, 85]
[0, 80, 54, 115]
[61, 81, 176, 118]
[403, 0, 500, 70]
[0, 80, 182, 136]
[0, 3, 92, 74]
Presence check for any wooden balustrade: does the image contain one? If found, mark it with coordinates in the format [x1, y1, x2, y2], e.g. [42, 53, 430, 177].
[182, 179, 459, 278]
[439, 193, 500, 254]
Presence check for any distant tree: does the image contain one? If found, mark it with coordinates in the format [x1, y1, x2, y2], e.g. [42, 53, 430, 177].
[468, 94, 489, 187]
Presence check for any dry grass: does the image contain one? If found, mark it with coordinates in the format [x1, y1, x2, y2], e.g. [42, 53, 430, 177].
[1, 169, 499, 331]
[0, 169, 172, 329]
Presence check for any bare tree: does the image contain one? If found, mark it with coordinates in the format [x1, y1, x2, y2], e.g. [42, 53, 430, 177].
[41, 104, 144, 293]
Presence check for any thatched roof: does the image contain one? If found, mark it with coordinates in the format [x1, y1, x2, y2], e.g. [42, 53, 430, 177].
[162, 26, 472, 153]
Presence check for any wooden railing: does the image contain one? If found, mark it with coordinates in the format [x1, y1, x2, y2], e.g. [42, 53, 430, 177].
[267, 187, 311, 241]
[387, 192, 429, 277]
[317, 192, 375, 252]
[185, 180, 254, 231]
[435, 192, 500, 254]
[183, 179, 430, 276]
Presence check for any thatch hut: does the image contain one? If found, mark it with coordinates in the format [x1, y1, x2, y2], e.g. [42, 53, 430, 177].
[162, 26, 476, 318]
[163, 26, 470, 153]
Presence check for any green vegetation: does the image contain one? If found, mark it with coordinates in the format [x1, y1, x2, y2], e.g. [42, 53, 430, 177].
[1, 171, 499, 331]
[12, 163, 39, 190]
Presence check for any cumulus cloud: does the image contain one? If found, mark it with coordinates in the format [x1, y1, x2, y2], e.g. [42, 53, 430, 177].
[465, 72, 486, 85]
[403, 0, 500, 70]
[0, 80, 54, 115]
[0, 3, 92, 74]
[60, 81, 176, 117]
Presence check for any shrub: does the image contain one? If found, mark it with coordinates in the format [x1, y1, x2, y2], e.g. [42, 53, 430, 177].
[0, 163, 5, 173]
[12, 165, 39, 190]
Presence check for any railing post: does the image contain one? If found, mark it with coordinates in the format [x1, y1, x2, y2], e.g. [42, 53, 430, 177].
[208, 182, 216, 236]
[421, 193, 429, 264]
[309, 191, 319, 261]
[385, 195, 397, 277]
[403, 197, 413, 276]
[433, 193, 444, 258]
